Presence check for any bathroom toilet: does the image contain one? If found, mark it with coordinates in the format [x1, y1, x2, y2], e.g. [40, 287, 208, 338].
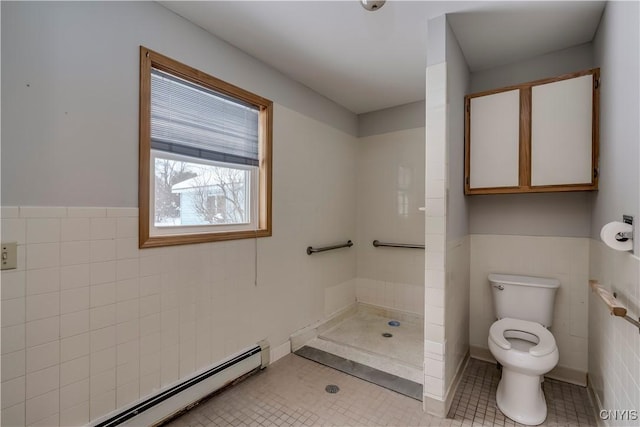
[488, 274, 560, 426]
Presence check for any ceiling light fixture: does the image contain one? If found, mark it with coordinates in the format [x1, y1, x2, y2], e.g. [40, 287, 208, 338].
[360, 0, 385, 12]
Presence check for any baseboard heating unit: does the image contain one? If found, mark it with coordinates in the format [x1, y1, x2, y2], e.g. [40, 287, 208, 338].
[91, 340, 270, 427]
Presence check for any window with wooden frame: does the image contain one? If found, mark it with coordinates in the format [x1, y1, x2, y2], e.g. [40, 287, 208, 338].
[139, 47, 272, 248]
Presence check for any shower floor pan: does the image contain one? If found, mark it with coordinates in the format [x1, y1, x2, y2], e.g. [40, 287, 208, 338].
[292, 304, 423, 400]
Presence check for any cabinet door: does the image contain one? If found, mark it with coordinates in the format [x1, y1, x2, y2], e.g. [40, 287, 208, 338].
[468, 89, 520, 189]
[531, 75, 594, 186]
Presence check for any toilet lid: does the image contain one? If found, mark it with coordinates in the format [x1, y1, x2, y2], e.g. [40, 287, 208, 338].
[489, 318, 556, 357]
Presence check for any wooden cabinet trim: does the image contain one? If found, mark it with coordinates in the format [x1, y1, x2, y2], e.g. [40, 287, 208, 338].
[466, 183, 598, 195]
[464, 97, 470, 193]
[519, 87, 532, 187]
[464, 68, 599, 195]
[592, 68, 600, 189]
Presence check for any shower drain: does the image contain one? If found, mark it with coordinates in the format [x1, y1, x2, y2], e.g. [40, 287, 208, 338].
[382, 332, 393, 338]
[325, 384, 340, 394]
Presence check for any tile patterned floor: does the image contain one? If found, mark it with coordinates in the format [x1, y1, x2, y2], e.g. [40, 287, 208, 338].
[448, 358, 597, 427]
[165, 355, 597, 427]
[163, 354, 436, 427]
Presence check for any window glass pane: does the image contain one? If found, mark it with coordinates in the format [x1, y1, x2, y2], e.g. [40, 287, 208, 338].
[154, 155, 251, 227]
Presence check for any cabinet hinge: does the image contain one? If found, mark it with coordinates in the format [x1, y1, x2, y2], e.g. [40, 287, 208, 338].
[594, 78, 600, 89]
[466, 104, 470, 112]
[594, 168, 599, 179]
[465, 176, 470, 185]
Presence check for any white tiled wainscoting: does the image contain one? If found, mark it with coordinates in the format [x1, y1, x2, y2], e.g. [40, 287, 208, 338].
[355, 278, 424, 315]
[588, 240, 640, 426]
[2, 207, 148, 426]
[0, 205, 355, 426]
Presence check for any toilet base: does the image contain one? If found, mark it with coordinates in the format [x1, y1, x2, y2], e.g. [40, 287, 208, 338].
[496, 367, 547, 425]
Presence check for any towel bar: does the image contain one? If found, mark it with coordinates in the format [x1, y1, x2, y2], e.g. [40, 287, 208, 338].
[590, 280, 640, 333]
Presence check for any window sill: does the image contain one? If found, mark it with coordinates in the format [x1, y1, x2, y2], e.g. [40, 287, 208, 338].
[139, 228, 271, 248]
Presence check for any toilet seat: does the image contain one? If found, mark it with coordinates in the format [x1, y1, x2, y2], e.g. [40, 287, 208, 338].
[489, 318, 556, 357]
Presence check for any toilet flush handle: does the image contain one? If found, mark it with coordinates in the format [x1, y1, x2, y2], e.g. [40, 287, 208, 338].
[493, 285, 504, 291]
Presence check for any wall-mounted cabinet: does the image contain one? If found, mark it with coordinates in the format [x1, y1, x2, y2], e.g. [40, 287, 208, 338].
[464, 68, 599, 195]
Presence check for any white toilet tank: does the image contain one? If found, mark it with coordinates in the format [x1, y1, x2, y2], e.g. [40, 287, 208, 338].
[488, 274, 560, 327]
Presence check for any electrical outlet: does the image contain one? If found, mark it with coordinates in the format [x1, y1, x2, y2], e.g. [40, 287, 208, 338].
[1, 242, 17, 270]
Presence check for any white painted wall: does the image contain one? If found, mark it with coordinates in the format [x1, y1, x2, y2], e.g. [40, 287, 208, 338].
[589, 1, 640, 423]
[355, 127, 425, 315]
[0, 3, 359, 425]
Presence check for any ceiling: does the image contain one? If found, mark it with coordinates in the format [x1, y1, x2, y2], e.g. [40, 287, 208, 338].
[160, 1, 605, 115]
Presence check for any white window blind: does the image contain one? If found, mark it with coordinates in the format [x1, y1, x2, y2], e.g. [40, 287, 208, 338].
[150, 68, 259, 166]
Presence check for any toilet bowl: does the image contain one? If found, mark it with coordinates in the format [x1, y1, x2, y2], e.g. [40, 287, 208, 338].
[488, 318, 559, 425]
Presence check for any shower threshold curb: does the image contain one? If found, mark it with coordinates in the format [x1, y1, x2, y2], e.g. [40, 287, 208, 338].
[294, 346, 423, 401]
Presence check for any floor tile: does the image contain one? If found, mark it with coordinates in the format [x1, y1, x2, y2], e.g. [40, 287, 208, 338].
[164, 356, 597, 427]
[447, 359, 596, 427]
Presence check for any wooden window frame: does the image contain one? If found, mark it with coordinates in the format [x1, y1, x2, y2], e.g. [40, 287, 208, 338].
[139, 46, 273, 248]
[464, 68, 599, 195]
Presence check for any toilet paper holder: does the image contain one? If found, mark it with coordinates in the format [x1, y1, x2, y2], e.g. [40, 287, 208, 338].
[616, 215, 634, 241]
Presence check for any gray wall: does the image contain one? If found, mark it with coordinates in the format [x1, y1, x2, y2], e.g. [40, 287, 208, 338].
[469, 193, 592, 237]
[470, 42, 595, 93]
[357, 101, 424, 137]
[446, 20, 470, 240]
[592, 1, 640, 253]
[427, 15, 447, 67]
[468, 42, 596, 237]
[1, 1, 357, 207]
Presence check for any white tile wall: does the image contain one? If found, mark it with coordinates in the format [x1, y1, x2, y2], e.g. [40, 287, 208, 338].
[424, 62, 448, 402]
[469, 234, 590, 374]
[444, 237, 470, 394]
[355, 127, 426, 315]
[324, 279, 356, 317]
[0, 205, 359, 426]
[355, 278, 424, 315]
[588, 240, 640, 426]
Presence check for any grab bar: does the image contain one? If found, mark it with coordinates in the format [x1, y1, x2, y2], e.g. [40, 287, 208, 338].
[372, 240, 425, 249]
[307, 240, 353, 255]
[590, 280, 640, 333]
